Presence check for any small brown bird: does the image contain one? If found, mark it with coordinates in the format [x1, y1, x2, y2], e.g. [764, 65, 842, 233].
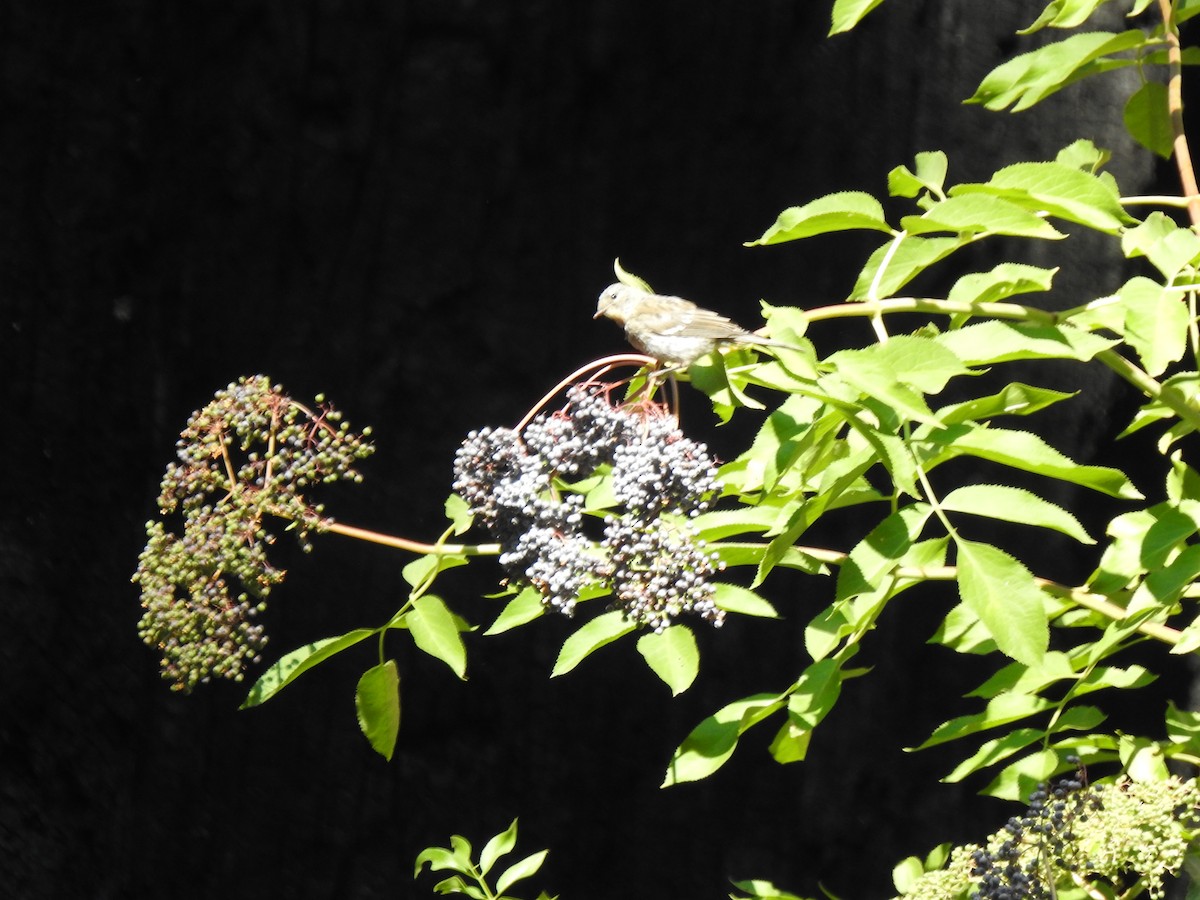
[595, 282, 785, 367]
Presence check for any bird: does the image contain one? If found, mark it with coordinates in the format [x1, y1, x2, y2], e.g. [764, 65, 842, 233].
[594, 282, 786, 367]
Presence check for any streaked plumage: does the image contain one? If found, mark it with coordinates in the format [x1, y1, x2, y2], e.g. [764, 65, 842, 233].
[595, 282, 783, 366]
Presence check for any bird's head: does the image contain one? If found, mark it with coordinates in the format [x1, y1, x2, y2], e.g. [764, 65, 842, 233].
[594, 283, 641, 325]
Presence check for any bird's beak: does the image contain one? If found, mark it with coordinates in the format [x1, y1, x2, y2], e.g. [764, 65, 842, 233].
[593, 309, 603, 319]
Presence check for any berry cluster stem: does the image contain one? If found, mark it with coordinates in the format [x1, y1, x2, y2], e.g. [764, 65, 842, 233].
[319, 519, 501, 557]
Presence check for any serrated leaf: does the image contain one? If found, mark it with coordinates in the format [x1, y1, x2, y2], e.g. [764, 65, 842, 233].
[402, 552, 470, 590]
[836, 505, 934, 601]
[614, 257, 653, 293]
[747, 191, 891, 245]
[637, 626, 699, 695]
[663, 694, 785, 786]
[968, 30, 1146, 112]
[1020, 0, 1111, 32]
[407, 595, 467, 679]
[849, 235, 967, 300]
[485, 587, 546, 635]
[355, 660, 400, 761]
[888, 151, 949, 199]
[892, 857, 925, 894]
[956, 539, 1049, 666]
[927, 424, 1140, 498]
[445, 493, 474, 535]
[901, 194, 1065, 239]
[689, 349, 766, 423]
[946, 263, 1057, 305]
[940, 484, 1094, 543]
[1121, 212, 1200, 280]
[829, 0, 888, 34]
[1119, 276, 1189, 377]
[552, 610, 636, 676]
[712, 583, 780, 618]
[934, 320, 1116, 365]
[479, 819, 519, 876]
[943, 727, 1046, 782]
[1125, 80, 1174, 159]
[242, 628, 375, 708]
[495, 850, 549, 896]
[936, 382, 1076, 424]
[916, 692, 1054, 749]
[953, 160, 1133, 232]
[433, 874, 481, 897]
[414, 846, 463, 877]
[982, 748, 1061, 800]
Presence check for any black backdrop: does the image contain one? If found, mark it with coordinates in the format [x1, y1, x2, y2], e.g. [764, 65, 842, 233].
[2, 2, 1191, 898]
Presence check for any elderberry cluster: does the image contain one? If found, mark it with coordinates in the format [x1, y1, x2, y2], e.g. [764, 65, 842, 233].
[133, 376, 374, 692]
[452, 383, 724, 628]
[969, 763, 1091, 900]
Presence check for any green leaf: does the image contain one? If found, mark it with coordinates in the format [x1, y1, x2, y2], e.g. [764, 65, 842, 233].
[916, 692, 1054, 749]
[829, 0, 888, 34]
[1125, 80, 1174, 159]
[614, 257, 653, 293]
[1119, 276, 1190, 377]
[892, 856, 925, 895]
[1121, 212, 1200, 281]
[956, 539, 1049, 666]
[849, 235, 967, 300]
[663, 694, 785, 786]
[445, 493, 474, 535]
[946, 263, 1057, 305]
[968, 30, 1146, 112]
[926, 424, 1141, 498]
[826, 337, 969, 424]
[982, 747, 1061, 800]
[730, 878, 812, 900]
[940, 484, 1094, 543]
[901, 194, 1066, 239]
[479, 819, 518, 876]
[713, 583, 780, 618]
[953, 160, 1133, 232]
[773, 659, 843, 765]
[689, 349, 765, 423]
[942, 727, 1047, 782]
[747, 191, 891, 245]
[637, 626, 699, 695]
[402, 552, 470, 590]
[241, 628, 375, 708]
[1020, 0, 1112, 32]
[836, 505, 934, 601]
[485, 587, 546, 635]
[415, 845, 465, 878]
[407, 595, 468, 679]
[355, 660, 401, 761]
[552, 610, 636, 676]
[1089, 504, 1200, 593]
[936, 383, 1076, 424]
[888, 151, 949, 200]
[432, 875, 482, 898]
[934, 320, 1116, 365]
[1137, 543, 1200, 613]
[495, 850, 549, 896]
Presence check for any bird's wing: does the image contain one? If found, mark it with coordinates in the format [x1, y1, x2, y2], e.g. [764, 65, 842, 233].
[640, 297, 748, 339]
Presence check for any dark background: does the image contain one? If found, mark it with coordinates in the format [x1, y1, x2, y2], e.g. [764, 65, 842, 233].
[2, 2, 1193, 898]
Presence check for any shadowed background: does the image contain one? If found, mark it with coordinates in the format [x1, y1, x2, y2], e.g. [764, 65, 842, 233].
[1, 2, 1190, 897]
